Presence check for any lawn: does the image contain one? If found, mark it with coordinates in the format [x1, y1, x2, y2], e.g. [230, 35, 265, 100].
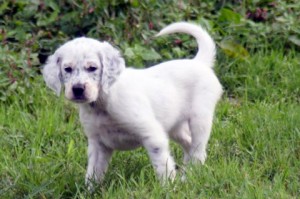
[0, 1, 299, 198]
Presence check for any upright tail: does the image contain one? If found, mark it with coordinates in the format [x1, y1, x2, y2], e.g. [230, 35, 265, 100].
[156, 22, 216, 68]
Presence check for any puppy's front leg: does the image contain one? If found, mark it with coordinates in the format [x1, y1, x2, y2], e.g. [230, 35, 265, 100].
[85, 137, 112, 189]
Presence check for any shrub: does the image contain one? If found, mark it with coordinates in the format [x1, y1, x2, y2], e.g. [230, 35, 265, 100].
[0, 0, 299, 102]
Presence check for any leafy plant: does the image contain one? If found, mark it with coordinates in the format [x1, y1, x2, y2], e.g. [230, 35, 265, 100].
[0, 0, 299, 102]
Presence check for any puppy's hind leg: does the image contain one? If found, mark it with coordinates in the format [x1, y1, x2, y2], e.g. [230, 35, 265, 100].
[169, 122, 192, 182]
[170, 122, 192, 164]
[188, 105, 215, 165]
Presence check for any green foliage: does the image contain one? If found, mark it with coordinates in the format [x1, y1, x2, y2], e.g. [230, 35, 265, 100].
[0, 0, 300, 102]
[0, 45, 39, 102]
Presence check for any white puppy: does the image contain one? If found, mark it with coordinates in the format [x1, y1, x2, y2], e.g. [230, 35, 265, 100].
[42, 22, 223, 187]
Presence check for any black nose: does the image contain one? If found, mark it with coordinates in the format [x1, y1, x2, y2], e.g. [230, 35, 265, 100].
[72, 84, 85, 98]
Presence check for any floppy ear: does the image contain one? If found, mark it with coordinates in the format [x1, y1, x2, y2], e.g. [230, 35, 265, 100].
[98, 42, 125, 93]
[42, 54, 62, 96]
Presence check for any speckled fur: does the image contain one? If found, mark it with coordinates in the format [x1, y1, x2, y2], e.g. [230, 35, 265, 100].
[42, 22, 223, 189]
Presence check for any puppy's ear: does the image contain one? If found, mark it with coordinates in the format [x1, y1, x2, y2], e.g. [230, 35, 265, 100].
[98, 42, 125, 93]
[42, 54, 62, 96]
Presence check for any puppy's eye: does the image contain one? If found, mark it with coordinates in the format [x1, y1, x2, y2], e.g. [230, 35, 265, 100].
[87, 66, 97, 72]
[64, 67, 73, 73]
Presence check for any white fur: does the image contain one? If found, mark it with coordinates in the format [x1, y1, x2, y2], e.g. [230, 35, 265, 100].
[42, 22, 223, 188]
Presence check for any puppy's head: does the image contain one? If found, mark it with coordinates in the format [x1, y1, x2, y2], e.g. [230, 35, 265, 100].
[42, 37, 125, 104]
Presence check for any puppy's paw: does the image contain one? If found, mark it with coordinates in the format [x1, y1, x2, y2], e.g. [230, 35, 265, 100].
[85, 172, 103, 192]
[85, 176, 95, 193]
[189, 151, 207, 165]
[159, 168, 177, 185]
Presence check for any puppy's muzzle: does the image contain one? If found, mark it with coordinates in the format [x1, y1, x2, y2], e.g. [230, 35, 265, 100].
[72, 84, 85, 100]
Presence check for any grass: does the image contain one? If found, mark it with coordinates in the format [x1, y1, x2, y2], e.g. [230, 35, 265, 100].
[0, 47, 299, 198]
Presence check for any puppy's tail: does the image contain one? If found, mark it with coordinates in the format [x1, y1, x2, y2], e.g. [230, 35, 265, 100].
[156, 22, 216, 68]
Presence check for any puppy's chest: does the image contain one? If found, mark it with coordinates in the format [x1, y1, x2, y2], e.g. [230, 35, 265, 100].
[80, 109, 141, 150]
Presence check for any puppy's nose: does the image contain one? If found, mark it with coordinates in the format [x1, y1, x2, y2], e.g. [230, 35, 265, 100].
[72, 84, 85, 98]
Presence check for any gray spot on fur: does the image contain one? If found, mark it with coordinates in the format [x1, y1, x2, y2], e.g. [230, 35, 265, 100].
[152, 147, 160, 154]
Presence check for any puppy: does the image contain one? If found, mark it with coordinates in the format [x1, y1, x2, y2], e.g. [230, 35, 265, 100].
[42, 22, 223, 187]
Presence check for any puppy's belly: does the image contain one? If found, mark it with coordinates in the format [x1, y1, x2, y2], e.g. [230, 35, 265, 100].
[98, 127, 142, 150]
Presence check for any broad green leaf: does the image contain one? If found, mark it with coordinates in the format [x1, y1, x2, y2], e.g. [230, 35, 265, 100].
[130, 0, 139, 7]
[124, 47, 135, 59]
[219, 39, 249, 59]
[0, 2, 9, 14]
[141, 49, 162, 61]
[37, 11, 59, 26]
[219, 8, 242, 24]
[288, 35, 300, 47]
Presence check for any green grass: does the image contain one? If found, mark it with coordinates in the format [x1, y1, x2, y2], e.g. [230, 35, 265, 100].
[0, 49, 299, 198]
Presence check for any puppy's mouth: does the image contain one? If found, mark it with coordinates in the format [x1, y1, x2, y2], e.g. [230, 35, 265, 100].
[70, 95, 96, 104]
[71, 97, 88, 103]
